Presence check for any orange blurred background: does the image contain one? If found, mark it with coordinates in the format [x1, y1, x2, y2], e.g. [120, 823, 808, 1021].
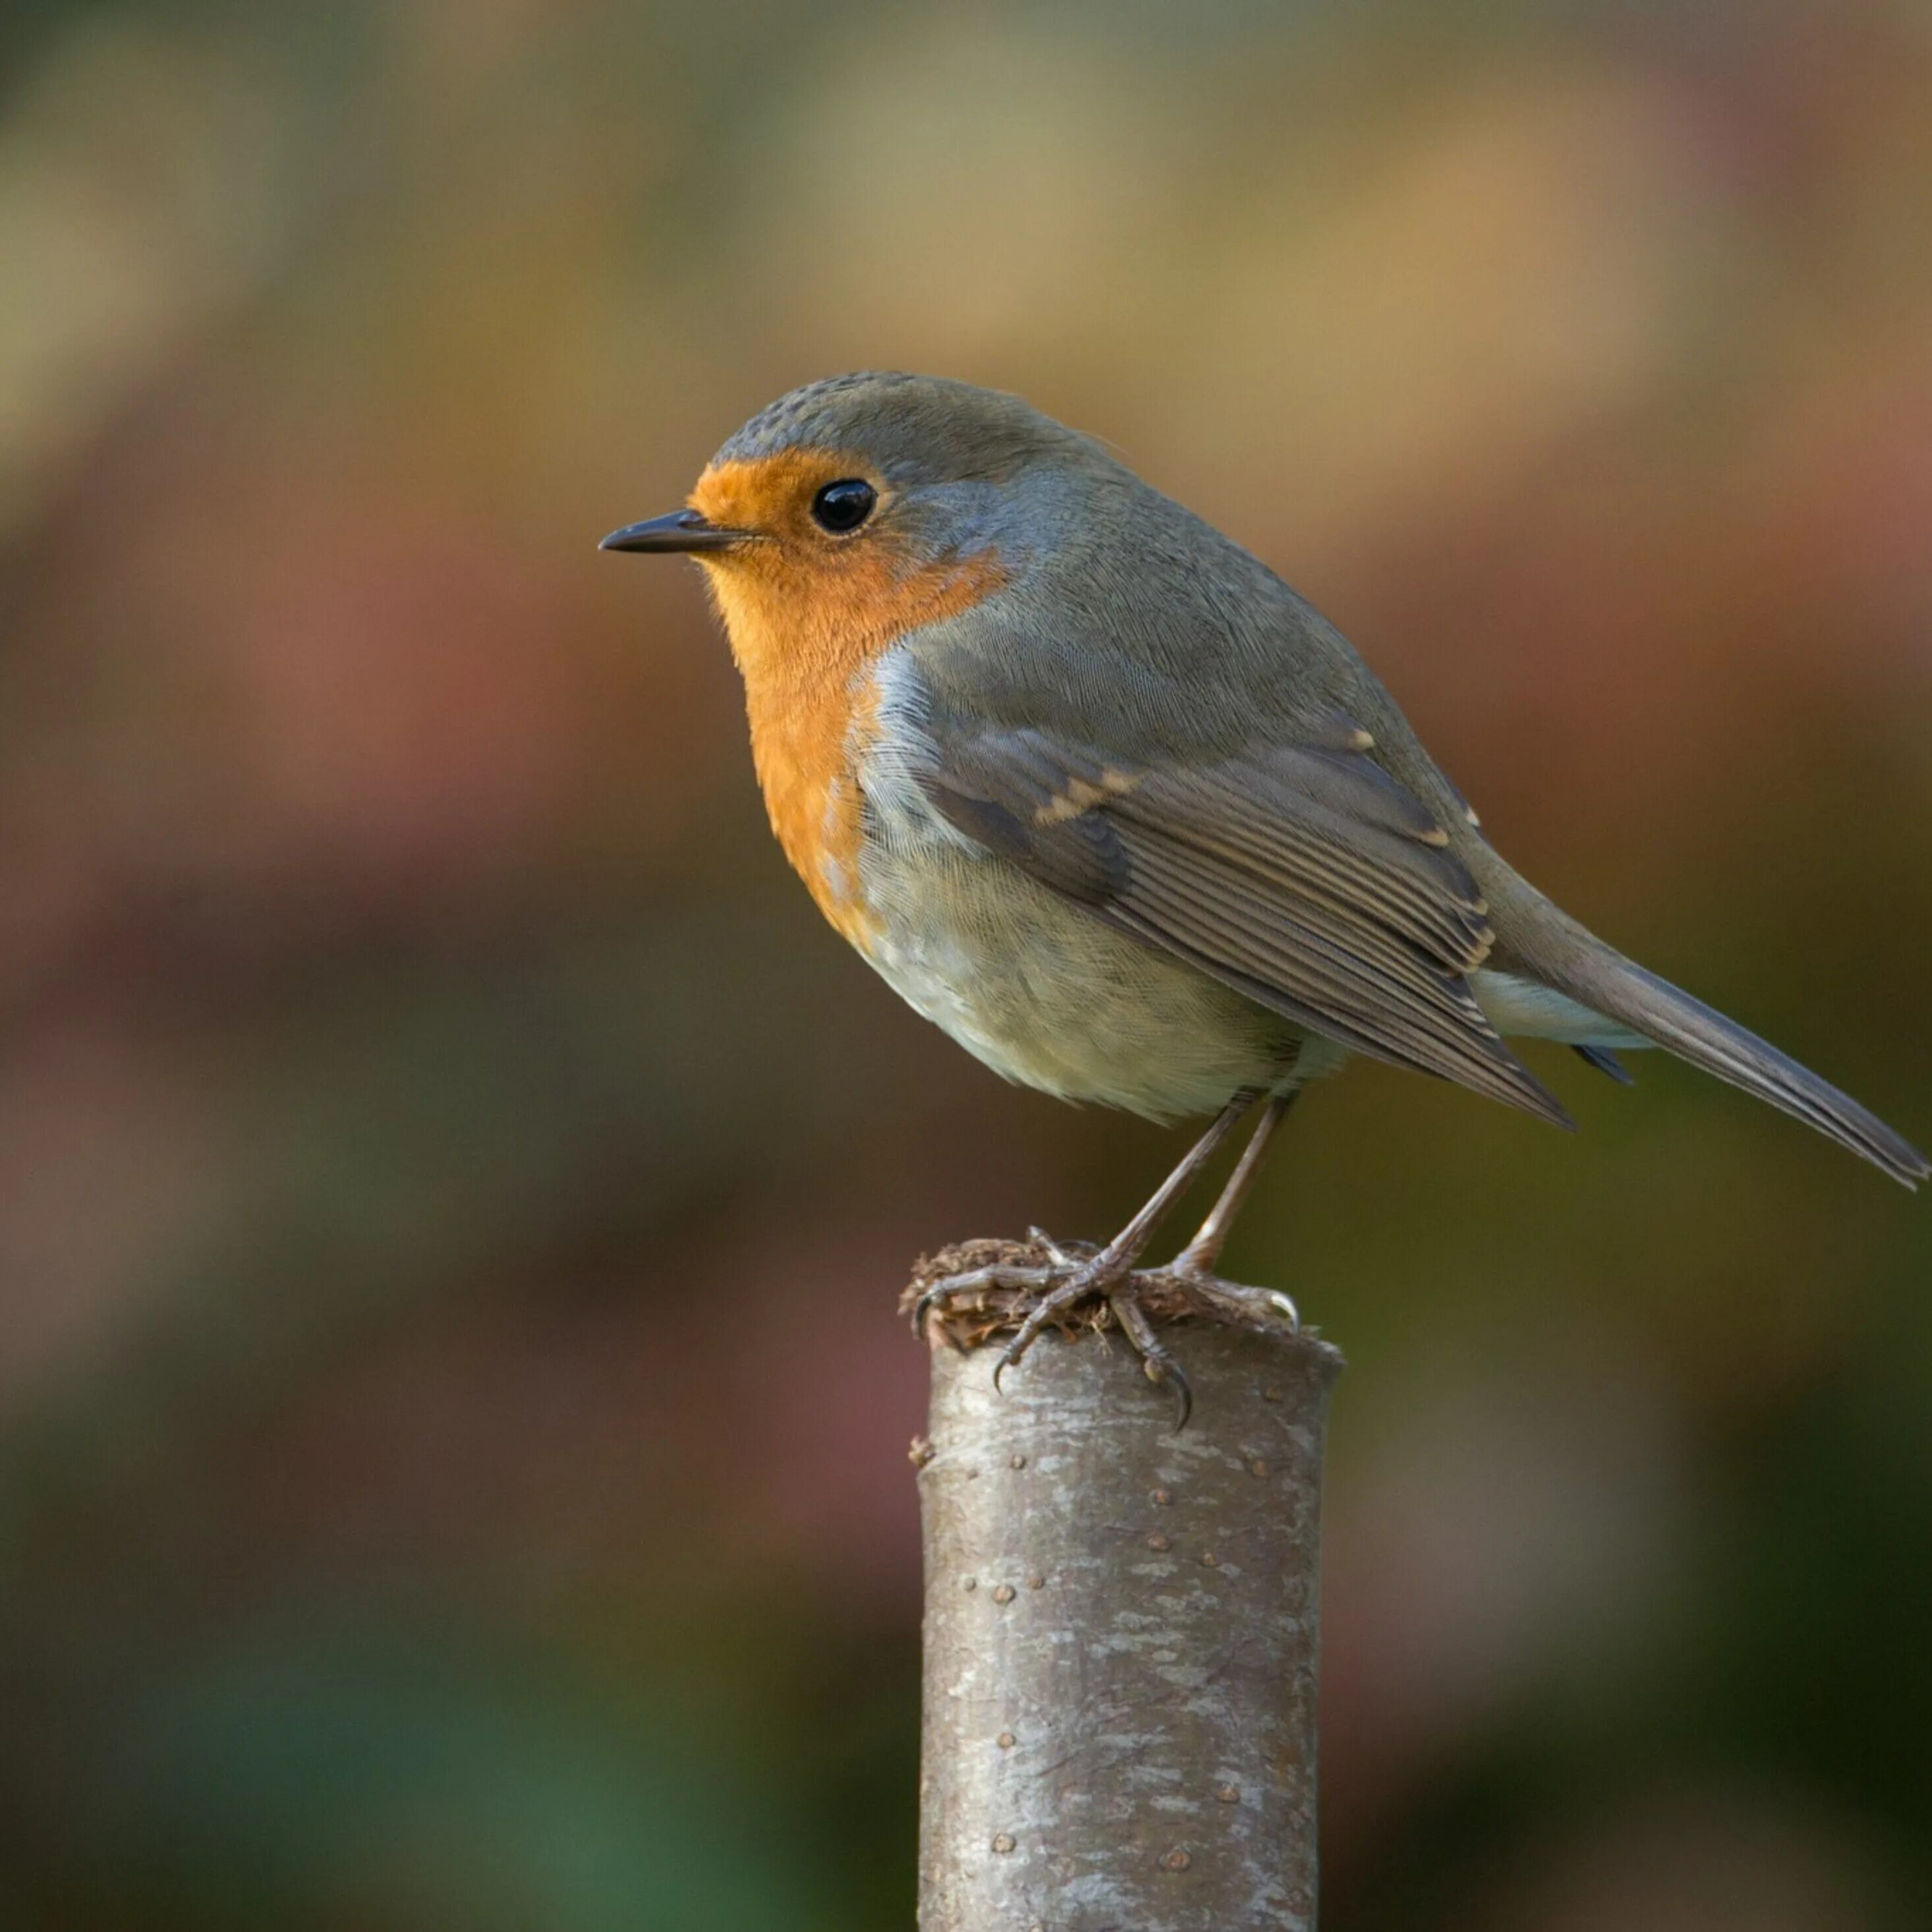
[3, 3, 1931, 1927]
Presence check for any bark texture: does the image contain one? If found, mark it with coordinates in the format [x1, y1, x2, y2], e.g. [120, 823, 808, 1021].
[912, 1243, 1343, 1932]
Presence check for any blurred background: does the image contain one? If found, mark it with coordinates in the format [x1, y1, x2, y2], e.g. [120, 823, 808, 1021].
[3, 1, 1931, 1925]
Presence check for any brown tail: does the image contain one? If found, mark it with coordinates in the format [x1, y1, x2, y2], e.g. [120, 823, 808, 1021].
[1487, 882, 1927, 1188]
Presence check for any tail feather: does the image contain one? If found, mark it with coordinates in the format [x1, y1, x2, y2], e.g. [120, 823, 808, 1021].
[1525, 938, 1927, 1187]
[1572, 1043, 1635, 1086]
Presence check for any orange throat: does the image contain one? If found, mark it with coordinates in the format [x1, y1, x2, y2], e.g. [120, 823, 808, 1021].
[692, 480, 1005, 946]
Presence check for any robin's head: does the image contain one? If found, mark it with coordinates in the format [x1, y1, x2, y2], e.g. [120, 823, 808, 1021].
[601, 373, 1106, 668]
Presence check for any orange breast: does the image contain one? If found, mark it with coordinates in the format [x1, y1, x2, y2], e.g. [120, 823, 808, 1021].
[691, 455, 1006, 948]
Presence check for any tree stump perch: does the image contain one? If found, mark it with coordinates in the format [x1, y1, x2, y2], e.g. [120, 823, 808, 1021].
[909, 1238, 1344, 1931]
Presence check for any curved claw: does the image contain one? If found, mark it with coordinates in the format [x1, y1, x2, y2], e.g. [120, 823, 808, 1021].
[992, 1307, 1051, 1391]
[1131, 1344, 1193, 1431]
[1108, 1288, 1195, 1431]
[1168, 1266, 1301, 1335]
[1160, 1359, 1193, 1433]
[911, 1282, 976, 1342]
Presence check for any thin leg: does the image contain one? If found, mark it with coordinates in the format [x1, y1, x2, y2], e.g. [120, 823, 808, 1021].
[991, 1092, 1255, 1389]
[1172, 1089, 1299, 1278]
[1097, 1091, 1255, 1267]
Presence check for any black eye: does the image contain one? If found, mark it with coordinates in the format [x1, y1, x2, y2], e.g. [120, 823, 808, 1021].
[810, 478, 877, 534]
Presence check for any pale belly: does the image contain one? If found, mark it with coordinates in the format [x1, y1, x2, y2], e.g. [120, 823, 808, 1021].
[853, 836, 1321, 1121]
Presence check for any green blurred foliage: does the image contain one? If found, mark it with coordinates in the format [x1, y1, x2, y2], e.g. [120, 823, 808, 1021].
[2, 1, 1930, 1926]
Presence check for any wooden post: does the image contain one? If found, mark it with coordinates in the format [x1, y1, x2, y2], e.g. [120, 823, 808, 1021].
[910, 1239, 1343, 1932]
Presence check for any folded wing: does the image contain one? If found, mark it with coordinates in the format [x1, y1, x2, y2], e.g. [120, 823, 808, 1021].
[921, 718, 1574, 1129]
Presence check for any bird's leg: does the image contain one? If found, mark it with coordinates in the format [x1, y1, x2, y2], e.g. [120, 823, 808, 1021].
[1173, 1091, 1293, 1274]
[990, 1092, 1255, 1390]
[1170, 1088, 1303, 1328]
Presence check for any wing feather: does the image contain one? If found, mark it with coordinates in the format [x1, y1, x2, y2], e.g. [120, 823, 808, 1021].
[921, 726, 1572, 1129]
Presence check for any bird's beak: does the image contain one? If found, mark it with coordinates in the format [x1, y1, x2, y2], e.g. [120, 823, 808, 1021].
[598, 509, 749, 554]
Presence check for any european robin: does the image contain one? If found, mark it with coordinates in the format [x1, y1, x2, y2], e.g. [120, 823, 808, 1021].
[603, 372, 1925, 1417]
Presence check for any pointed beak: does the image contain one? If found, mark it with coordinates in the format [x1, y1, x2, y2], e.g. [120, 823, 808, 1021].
[598, 509, 749, 554]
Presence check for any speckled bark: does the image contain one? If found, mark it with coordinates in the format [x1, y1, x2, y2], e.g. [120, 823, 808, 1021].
[912, 1255, 1342, 1932]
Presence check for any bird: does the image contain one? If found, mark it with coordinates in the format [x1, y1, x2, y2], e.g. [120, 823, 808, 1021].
[602, 372, 1925, 1420]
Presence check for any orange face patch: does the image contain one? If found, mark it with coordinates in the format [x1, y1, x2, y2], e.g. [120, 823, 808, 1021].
[689, 449, 1006, 946]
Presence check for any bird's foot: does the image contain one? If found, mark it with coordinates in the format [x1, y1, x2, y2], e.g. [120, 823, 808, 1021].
[983, 1236, 1199, 1429]
[991, 1243, 1133, 1378]
[907, 1234, 1189, 1428]
[1168, 1251, 1301, 1333]
[905, 1236, 1302, 1433]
